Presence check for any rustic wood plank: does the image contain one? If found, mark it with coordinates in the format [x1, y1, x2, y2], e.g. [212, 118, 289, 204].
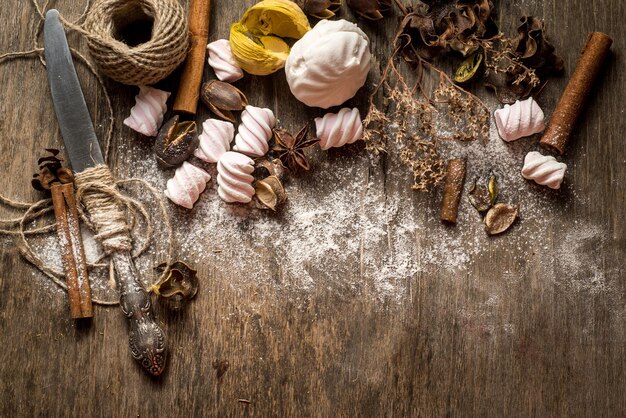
[0, 0, 625, 416]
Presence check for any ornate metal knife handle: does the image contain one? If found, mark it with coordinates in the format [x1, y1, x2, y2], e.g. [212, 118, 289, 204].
[112, 252, 166, 376]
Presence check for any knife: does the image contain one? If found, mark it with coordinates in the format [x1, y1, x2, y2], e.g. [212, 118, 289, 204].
[44, 9, 167, 376]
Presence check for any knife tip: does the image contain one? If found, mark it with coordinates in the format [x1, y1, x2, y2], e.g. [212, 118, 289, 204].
[45, 9, 60, 20]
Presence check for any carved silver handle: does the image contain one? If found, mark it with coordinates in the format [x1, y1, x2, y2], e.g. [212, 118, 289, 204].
[112, 252, 167, 376]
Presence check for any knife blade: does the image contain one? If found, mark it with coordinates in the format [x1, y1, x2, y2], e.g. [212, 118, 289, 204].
[44, 9, 167, 376]
[43, 10, 103, 172]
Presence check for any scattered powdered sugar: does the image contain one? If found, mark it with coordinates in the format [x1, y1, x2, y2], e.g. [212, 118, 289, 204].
[14, 102, 617, 306]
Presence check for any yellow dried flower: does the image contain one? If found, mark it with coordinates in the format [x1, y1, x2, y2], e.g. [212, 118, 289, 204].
[230, 0, 311, 75]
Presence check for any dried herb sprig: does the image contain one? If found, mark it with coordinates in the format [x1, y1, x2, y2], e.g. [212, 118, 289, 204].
[363, 40, 489, 191]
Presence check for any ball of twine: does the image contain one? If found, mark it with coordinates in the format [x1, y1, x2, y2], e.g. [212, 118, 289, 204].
[83, 0, 190, 86]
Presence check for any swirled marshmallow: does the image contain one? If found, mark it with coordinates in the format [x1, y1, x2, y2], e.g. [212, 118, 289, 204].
[285, 19, 371, 108]
[207, 39, 244, 82]
[123, 86, 170, 137]
[232, 105, 276, 157]
[315, 107, 363, 150]
[195, 118, 234, 163]
[164, 162, 211, 209]
[521, 151, 567, 190]
[217, 151, 255, 203]
[495, 97, 545, 142]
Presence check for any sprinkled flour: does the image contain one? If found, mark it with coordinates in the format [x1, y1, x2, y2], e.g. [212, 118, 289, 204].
[12, 101, 617, 306]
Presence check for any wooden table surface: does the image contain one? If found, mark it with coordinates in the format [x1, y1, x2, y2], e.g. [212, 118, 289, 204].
[1, 0, 624, 416]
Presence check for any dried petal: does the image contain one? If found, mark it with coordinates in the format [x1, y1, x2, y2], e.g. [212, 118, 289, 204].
[154, 115, 199, 168]
[200, 80, 248, 122]
[397, 0, 498, 62]
[512, 16, 564, 77]
[254, 175, 287, 211]
[484, 203, 518, 235]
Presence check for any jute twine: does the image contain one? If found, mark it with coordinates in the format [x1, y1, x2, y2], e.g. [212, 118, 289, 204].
[65, 0, 190, 85]
[0, 0, 175, 306]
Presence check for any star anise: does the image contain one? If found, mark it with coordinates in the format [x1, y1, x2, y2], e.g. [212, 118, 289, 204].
[272, 125, 319, 172]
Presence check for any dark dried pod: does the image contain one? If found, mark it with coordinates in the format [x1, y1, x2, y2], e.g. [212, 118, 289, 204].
[347, 0, 391, 20]
[200, 80, 248, 123]
[253, 158, 286, 180]
[468, 173, 497, 213]
[298, 0, 341, 19]
[154, 115, 198, 169]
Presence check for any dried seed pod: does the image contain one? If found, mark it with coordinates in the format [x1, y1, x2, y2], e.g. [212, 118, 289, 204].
[254, 158, 286, 180]
[468, 174, 498, 213]
[347, 0, 391, 20]
[151, 261, 199, 310]
[298, 0, 341, 19]
[154, 115, 199, 168]
[454, 51, 484, 84]
[484, 203, 518, 235]
[254, 175, 287, 211]
[200, 80, 248, 122]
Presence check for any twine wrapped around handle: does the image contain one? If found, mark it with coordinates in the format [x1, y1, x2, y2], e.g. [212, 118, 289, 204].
[75, 164, 168, 376]
[75, 165, 133, 253]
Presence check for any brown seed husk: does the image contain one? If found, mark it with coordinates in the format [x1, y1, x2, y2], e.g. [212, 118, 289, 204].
[200, 80, 248, 122]
[254, 158, 286, 180]
[154, 115, 199, 168]
[484, 203, 518, 235]
[254, 175, 286, 211]
[469, 173, 498, 213]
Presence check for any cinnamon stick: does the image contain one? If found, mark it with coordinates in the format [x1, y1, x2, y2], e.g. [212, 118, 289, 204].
[173, 0, 211, 115]
[540, 32, 613, 155]
[51, 183, 93, 319]
[440, 158, 467, 224]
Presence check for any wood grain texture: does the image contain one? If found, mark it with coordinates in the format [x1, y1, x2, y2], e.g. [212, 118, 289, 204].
[1, 0, 625, 417]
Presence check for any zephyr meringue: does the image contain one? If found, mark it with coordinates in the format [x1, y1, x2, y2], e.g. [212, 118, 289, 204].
[285, 19, 371, 109]
[495, 97, 545, 142]
[233, 105, 276, 157]
[195, 119, 234, 163]
[521, 151, 567, 190]
[165, 162, 211, 209]
[124, 86, 170, 137]
[217, 151, 255, 203]
[207, 39, 244, 82]
[315, 107, 363, 150]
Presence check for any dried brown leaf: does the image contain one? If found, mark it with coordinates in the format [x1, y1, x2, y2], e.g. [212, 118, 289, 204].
[484, 203, 518, 235]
